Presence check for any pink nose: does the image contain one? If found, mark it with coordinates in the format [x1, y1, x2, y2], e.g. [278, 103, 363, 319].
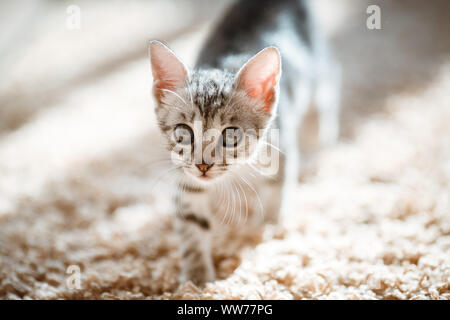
[196, 163, 213, 173]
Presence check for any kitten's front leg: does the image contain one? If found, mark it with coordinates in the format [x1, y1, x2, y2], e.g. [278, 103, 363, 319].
[174, 184, 215, 286]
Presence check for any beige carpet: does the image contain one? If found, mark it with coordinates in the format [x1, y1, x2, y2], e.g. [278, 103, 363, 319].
[0, 0, 449, 299]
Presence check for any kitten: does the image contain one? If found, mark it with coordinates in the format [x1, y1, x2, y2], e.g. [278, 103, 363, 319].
[148, 0, 340, 286]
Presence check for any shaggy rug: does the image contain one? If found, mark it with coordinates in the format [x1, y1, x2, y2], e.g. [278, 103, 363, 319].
[0, 0, 449, 299]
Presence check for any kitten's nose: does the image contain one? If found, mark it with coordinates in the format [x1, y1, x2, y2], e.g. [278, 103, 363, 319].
[196, 163, 213, 174]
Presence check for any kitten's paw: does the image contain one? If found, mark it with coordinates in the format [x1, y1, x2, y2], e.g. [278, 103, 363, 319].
[180, 262, 216, 287]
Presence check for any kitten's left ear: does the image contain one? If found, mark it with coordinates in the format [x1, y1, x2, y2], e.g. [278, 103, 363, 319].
[236, 47, 281, 113]
[148, 40, 189, 106]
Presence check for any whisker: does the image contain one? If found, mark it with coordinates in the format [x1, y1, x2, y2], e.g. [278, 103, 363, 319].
[159, 88, 187, 106]
[248, 162, 277, 180]
[219, 179, 231, 225]
[228, 180, 237, 225]
[185, 83, 194, 105]
[150, 166, 181, 193]
[239, 175, 264, 220]
[227, 180, 236, 224]
[261, 141, 285, 155]
[234, 175, 249, 224]
[231, 179, 242, 225]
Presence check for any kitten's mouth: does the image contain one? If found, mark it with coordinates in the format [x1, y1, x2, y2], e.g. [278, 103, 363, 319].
[182, 167, 215, 182]
[184, 168, 225, 183]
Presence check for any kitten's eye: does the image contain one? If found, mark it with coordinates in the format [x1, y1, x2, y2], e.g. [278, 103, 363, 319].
[174, 124, 194, 145]
[222, 127, 243, 147]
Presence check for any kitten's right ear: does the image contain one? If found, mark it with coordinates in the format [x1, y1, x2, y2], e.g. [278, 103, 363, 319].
[148, 40, 188, 106]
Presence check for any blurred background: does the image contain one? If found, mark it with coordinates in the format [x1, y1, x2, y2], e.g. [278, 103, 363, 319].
[0, 0, 449, 299]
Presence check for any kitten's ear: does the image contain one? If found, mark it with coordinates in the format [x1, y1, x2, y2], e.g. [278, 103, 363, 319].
[236, 47, 281, 113]
[149, 40, 188, 105]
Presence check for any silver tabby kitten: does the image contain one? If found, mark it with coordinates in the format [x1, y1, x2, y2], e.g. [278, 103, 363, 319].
[148, 0, 340, 286]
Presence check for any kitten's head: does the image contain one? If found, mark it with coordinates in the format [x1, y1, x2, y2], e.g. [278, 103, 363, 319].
[149, 41, 281, 184]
